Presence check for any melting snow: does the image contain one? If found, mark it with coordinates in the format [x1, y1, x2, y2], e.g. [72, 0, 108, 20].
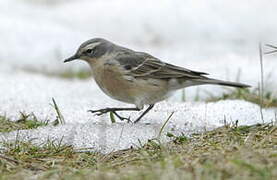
[0, 72, 276, 153]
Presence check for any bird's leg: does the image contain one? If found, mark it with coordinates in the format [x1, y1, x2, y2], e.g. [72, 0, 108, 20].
[88, 107, 140, 121]
[88, 107, 140, 115]
[112, 111, 131, 122]
[133, 104, 155, 124]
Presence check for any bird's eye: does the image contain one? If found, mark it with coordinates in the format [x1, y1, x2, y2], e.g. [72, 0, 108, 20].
[86, 49, 93, 54]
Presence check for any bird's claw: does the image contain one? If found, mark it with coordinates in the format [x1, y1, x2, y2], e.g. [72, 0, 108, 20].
[87, 109, 131, 122]
[118, 116, 131, 122]
[88, 109, 109, 116]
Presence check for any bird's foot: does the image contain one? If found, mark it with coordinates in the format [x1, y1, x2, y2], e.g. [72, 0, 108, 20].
[114, 114, 131, 122]
[88, 108, 113, 116]
[88, 108, 131, 122]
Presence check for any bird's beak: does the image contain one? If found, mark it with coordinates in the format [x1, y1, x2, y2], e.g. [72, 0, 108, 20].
[64, 54, 79, 63]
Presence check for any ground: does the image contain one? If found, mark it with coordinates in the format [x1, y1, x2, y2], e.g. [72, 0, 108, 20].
[0, 106, 276, 180]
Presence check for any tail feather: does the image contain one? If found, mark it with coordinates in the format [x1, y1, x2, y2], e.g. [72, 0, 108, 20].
[197, 78, 251, 88]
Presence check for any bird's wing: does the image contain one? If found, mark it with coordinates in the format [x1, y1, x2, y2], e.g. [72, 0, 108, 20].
[115, 51, 208, 79]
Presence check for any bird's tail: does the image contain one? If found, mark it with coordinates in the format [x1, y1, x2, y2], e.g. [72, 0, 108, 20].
[195, 78, 251, 88]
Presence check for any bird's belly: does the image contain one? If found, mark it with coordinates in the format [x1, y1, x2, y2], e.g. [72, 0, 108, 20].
[94, 76, 134, 104]
[134, 88, 172, 106]
[93, 67, 170, 107]
[93, 63, 170, 108]
[99, 82, 171, 106]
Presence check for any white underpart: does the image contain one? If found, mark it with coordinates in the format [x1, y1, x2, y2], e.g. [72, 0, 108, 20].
[168, 78, 184, 90]
[122, 75, 134, 82]
[134, 90, 172, 110]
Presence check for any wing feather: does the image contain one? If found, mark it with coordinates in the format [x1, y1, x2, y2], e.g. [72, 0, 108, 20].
[115, 51, 208, 79]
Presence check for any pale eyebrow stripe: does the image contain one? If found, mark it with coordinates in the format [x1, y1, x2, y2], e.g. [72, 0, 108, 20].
[85, 42, 101, 50]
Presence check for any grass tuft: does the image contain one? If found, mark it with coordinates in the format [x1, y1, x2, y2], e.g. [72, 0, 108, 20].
[0, 114, 48, 133]
[22, 67, 92, 80]
[0, 123, 276, 179]
[206, 88, 277, 107]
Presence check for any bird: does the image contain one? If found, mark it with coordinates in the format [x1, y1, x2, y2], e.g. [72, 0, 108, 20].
[64, 38, 250, 123]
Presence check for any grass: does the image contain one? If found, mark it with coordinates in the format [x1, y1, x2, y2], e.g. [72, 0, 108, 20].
[22, 67, 92, 80]
[206, 88, 277, 107]
[55, 69, 92, 79]
[0, 123, 276, 179]
[0, 98, 65, 132]
[0, 113, 48, 133]
[51, 98, 66, 126]
[265, 44, 277, 55]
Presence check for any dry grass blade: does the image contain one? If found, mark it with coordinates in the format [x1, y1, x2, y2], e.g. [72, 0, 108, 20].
[265, 44, 277, 49]
[0, 154, 20, 165]
[51, 98, 65, 125]
[264, 44, 277, 54]
[259, 43, 264, 123]
[264, 50, 277, 55]
[158, 112, 174, 138]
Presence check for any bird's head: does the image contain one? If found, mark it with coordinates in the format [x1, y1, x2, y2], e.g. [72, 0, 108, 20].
[64, 38, 114, 64]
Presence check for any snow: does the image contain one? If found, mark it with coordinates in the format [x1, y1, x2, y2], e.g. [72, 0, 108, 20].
[0, 71, 276, 153]
[0, 0, 277, 153]
[1, 101, 273, 154]
[0, 99, 276, 153]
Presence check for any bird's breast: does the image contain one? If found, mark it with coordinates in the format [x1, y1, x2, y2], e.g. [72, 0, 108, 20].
[92, 63, 136, 103]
